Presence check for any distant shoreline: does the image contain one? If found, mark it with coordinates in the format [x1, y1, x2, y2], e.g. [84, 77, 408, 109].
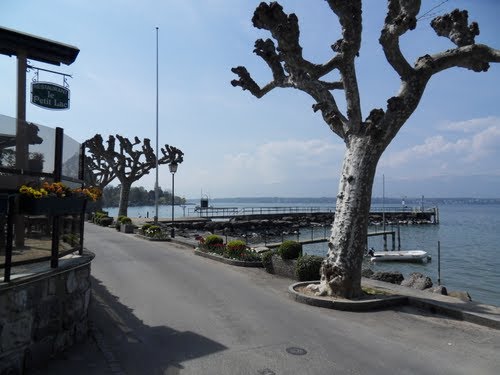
[102, 197, 500, 211]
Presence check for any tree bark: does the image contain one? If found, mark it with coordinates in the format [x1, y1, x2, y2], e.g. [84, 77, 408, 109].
[314, 135, 383, 298]
[118, 181, 132, 217]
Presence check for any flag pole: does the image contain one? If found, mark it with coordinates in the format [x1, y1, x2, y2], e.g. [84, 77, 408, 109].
[154, 26, 159, 224]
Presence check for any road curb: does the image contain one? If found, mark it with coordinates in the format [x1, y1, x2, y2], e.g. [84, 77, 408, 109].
[288, 281, 408, 312]
[407, 297, 500, 330]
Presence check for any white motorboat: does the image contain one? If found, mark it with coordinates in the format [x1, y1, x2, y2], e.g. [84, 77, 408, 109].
[369, 250, 431, 263]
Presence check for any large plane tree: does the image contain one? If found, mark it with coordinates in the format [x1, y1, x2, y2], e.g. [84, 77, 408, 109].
[232, 1, 500, 298]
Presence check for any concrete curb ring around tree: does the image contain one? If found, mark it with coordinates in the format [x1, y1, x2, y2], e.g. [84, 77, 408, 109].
[288, 281, 409, 312]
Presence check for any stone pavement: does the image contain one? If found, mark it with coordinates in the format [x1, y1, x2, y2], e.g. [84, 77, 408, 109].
[28, 229, 500, 374]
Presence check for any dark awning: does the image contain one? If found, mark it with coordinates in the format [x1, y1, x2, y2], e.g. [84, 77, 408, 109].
[0, 26, 79, 65]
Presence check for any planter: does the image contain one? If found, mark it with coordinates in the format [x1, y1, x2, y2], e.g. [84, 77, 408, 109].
[120, 223, 135, 233]
[19, 196, 86, 216]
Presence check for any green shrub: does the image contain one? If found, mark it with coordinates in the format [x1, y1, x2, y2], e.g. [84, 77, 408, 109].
[93, 211, 107, 224]
[278, 240, 302, 260]
[261, 250, 275, 273]
[224, 240, 247, 259]
[100, 217, 113, 227]
[205, 234, 223, 246]
[203, 234, 224, 254]
[141, 223, 152, 233]
[121, 217, 132, 224]
[295, 255, 324, 281]
[145, 225, 161, 237]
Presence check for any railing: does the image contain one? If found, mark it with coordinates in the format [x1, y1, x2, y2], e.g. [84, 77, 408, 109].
[1, 115, 86, 282]
[188, 205, 437, 218]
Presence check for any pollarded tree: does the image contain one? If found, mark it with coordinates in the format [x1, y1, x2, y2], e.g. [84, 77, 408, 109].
[232, 1, 500, 298]
[85, 134, 184, 217]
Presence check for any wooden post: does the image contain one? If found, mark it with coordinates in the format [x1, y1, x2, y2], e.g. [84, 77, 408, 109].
[4, 196, 15, 282]
[438, 241, 441, 286]
[50, 128, 64, 268]
[15, 51, 27, 248]
[397, 225, 401, 250]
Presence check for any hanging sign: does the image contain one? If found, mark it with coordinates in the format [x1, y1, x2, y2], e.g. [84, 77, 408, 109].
[31, 81, 70, 110]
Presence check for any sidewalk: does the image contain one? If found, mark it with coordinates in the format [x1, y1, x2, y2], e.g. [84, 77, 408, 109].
[362, 278, 500, 330]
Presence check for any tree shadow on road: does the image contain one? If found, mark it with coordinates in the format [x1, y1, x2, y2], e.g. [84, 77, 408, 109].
[90, 275, 227, 374]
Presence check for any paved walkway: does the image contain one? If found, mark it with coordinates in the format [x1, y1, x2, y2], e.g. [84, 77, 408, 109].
[31, 224, 500, 374]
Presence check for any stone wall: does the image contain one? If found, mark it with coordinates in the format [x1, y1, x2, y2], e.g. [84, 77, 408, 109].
[0, 253, 93, 374]
[271, 255, 298, 280]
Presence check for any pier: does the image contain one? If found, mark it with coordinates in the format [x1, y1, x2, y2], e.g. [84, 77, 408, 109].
[188, 205, 439, 224]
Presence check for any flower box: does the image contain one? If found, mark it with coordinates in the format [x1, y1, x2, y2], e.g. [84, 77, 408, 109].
[120, 223, 135, 233]
[19, 196, 86, 216]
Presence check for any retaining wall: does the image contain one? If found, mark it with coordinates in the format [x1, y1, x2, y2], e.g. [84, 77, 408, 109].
[0, 252, 94, 374]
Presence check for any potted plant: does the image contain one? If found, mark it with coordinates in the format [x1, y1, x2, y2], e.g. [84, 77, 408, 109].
[28, 152, 45, 172]
[119, 217, 135, 233]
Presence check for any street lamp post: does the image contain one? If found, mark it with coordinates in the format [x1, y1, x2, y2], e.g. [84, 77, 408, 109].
[169, 162, 178, 238]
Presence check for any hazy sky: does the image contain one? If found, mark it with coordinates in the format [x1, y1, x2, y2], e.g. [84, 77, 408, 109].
[1, 1, 499, 198]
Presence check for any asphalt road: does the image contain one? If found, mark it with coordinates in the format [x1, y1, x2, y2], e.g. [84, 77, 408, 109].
[83, 224, 499, 375]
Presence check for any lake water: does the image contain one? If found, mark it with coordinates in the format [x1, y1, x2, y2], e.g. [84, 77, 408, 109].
[104, 202, 500, 306]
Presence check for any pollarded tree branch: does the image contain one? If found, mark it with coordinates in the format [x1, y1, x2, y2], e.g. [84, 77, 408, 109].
[319, 80, 344, 90]
[254, 38, 286, 82]
[309, 87, 348, 139]
[377, 8, 499, 145]
[232, 1, 351, 138]
[84, 153, 116, 189]
[416, 44, 500, 75]
[431, 9, 479, 47]
[326, 0, 362, 59]
[230, 66, 278, 98]
[161, 145, 184, 165]
[252, 2, 317, 76]
[83, 137, 115, 187]
[379, 0, 420, 79]
[325, 0, 363, 132]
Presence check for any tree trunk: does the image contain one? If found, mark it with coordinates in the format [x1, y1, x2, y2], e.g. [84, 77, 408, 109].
[314, 135, 383, 298]
[118, 181, 132, 217]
